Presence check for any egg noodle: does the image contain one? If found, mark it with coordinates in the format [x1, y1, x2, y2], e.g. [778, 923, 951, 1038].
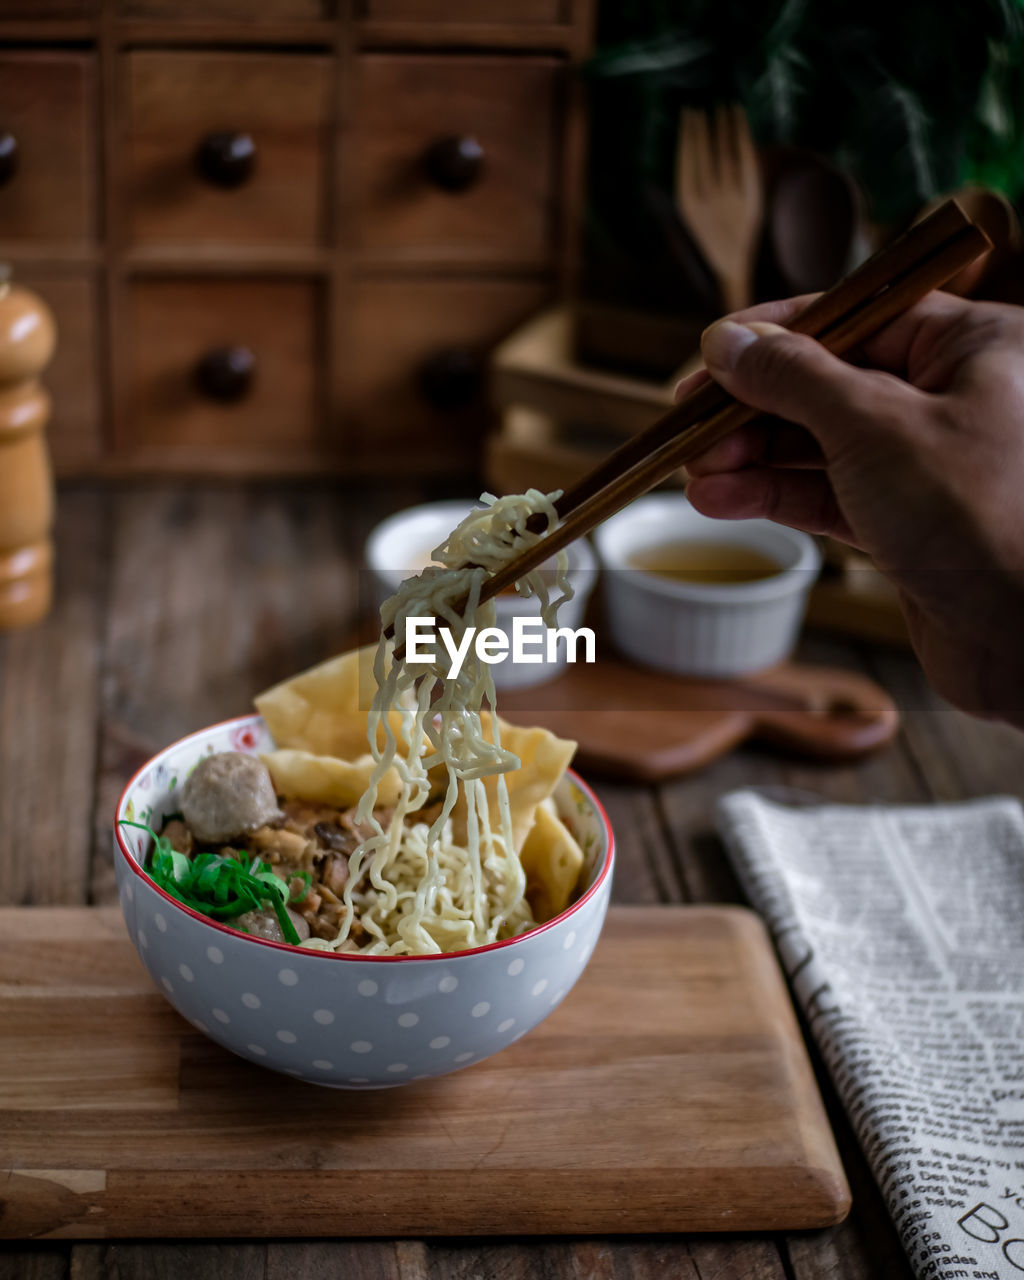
[318, 489, 573, 956]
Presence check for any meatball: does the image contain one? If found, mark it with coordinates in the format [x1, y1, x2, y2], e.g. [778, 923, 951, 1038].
[180, 752, 281, 844]
[233, 906, 310, 944]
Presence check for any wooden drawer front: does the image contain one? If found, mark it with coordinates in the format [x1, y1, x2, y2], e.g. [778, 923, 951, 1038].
[354, 55, 560, 267]
[0, 0, 92, 16]
[344, 277, 550, 469]
[18, 273, 101, 473]
[122, 0, 329, 16]
[362, 0, 562, 20]
[0, 54, 94, 246]
[126, 53, 330, 247]
[124, 280, 320, 462]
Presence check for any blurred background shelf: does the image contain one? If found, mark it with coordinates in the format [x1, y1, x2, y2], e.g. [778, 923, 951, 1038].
[485, 405, 617, 497]
[486, 305, 699, 495]
[492, 306, 698, 429]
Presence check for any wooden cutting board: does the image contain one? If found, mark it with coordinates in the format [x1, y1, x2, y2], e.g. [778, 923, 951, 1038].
[0, 905, 850, 1240]
[500, 657, 899, 781]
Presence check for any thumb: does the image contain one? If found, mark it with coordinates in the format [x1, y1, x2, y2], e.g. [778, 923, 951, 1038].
[701, 319, 899, 448]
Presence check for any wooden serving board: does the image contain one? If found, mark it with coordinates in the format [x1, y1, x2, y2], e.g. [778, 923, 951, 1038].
[0, 905, 850, 1240]
[500, 657, 900, 782]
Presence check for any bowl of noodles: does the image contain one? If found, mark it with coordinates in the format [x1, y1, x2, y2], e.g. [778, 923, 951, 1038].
[113, 490, 614, 1088]
[114, 708, 612, 1089]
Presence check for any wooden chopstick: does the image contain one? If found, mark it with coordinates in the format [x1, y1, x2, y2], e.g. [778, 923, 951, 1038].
[539, 199, 975, 528]
[475, 198, 990, 604]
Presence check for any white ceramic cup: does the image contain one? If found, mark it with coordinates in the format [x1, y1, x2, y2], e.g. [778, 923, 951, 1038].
[365, 499, 598, 691]
[593, 494, 822, 678]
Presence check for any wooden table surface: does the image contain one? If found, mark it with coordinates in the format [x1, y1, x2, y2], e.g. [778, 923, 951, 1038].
[5, 480, 1024, 1280]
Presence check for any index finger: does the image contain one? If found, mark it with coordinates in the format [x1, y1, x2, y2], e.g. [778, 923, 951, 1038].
[711, 289, 973, 375]
[854, 289, 972, 371]
[675, 295, 822, 401]
[712, 294, 821, 329]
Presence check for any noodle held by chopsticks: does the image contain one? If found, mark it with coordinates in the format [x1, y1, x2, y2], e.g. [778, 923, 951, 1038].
[322, 490, 573, 955]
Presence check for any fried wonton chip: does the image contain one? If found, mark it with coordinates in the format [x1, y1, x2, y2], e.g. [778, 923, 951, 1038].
[256, 650, 577, 873]
[519, 799, 585, 923]
[261, 748, 403, 810]
[255, 645, 405, 760]
[452, 712, 577, 854]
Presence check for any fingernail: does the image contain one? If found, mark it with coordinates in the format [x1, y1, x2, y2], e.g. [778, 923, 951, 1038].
[672, 375, 698, 402]
[701, 320, 759, 374]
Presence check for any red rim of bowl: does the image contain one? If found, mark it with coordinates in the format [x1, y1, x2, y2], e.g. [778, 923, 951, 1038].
[114, 714, 615, 963]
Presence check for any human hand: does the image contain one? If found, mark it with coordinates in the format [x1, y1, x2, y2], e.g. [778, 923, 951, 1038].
[678, 292, 1024, 723]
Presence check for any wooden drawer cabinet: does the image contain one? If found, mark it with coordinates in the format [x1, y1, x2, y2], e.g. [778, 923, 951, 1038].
[0, 53, 95, 247]
[124, 279, 321, 468]
[345, 277, 550, 468]
[1, 5, 591, 476]
[354, 55, 560, 268]
[127, 52, 330, 247]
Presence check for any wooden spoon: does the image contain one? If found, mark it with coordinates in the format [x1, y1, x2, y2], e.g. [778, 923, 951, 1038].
[769, 149, 866, 294]
[916, 185, 1021, 296]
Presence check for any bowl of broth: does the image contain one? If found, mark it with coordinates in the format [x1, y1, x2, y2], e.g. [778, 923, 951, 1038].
[593, 494, 821, 677]
[365, 499, 598, 690]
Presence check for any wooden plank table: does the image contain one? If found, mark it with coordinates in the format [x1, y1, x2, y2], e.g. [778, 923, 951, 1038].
[4, 480, 1024, 1280]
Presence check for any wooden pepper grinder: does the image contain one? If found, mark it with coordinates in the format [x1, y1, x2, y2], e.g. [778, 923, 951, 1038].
[0, 267, 57, 630]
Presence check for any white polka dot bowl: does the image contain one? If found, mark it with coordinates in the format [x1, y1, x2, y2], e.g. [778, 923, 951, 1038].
[113, 714, 614, 1090]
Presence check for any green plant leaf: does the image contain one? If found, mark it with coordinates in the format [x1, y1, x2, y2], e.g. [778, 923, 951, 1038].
[119, 820, 312, 947]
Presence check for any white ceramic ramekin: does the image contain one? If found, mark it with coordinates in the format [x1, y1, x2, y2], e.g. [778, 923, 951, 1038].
[365, 499, 598, 691]
[593, 494, 821, 678]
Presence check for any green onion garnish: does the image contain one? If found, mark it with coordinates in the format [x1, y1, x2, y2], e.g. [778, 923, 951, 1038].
[120, 820, 313, 946]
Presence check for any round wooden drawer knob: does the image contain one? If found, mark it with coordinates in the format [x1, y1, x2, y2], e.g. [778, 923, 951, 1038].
[424, 135, 484, 193]
[419, 347, 481, 410]
[195, 132, 256, 189]
[0, 133, 18, 188]
[194, 346, 256, 402]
